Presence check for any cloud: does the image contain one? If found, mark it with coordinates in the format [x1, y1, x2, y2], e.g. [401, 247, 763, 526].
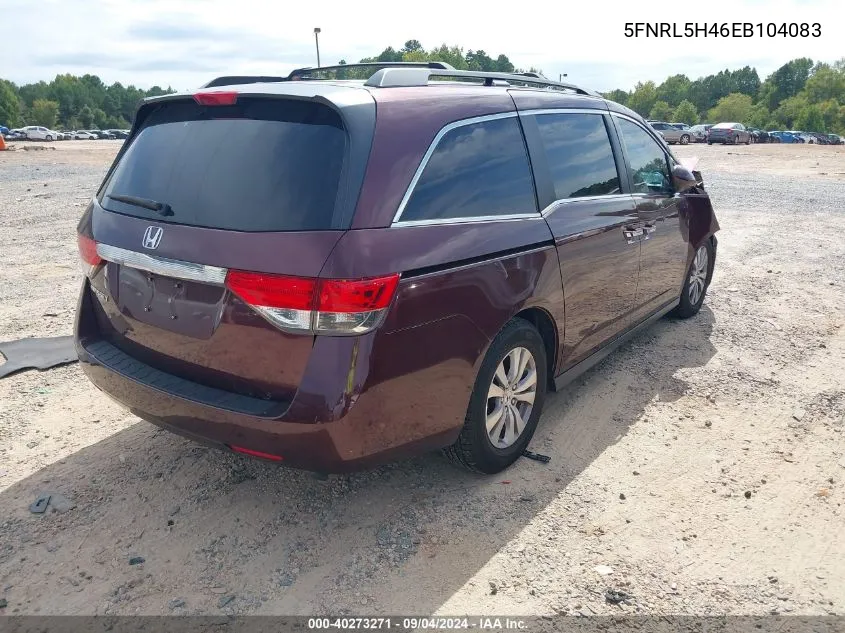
[1, 0, 842, 91]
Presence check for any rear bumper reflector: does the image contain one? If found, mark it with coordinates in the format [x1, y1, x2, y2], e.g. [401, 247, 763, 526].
[229, 445, 283, 461]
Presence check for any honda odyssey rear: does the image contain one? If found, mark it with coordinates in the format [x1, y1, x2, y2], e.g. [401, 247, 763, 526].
[76, 63, 719, 474]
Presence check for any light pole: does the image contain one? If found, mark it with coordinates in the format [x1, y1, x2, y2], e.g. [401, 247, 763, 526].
[314, 28, 321, 67]
[559, 73, 567, 81]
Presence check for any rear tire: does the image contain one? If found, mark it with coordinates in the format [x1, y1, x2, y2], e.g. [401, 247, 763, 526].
[672, 241, 714, 319]
[680, 134, 690, 145]
[444, 318, 548, 474]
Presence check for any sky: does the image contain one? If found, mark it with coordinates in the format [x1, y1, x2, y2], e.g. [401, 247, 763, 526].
[2, 0, 842, 92]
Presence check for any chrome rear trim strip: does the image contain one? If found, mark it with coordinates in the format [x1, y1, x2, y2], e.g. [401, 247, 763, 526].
[96, 243, 228, 285]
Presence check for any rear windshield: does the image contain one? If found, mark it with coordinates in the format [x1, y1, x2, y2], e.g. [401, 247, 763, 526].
[99, 98, 347, 231]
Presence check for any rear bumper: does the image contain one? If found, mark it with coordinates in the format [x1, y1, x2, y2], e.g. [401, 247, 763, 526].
[77, 335, 460, 472]
[74, 281, 474, 473]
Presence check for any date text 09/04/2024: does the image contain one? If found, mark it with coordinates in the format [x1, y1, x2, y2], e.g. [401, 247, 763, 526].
[624, 22, 821, 37]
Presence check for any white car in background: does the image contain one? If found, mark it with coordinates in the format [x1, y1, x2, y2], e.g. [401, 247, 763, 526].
[73, 130, 98, 140]
[22, 126, 59, 141]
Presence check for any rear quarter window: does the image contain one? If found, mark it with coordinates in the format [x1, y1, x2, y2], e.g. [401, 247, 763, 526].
[100, 98, 347, 232]
[397, 115, 537, 223]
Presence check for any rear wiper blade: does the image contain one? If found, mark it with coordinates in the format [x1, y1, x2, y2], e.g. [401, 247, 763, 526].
[107, 194, 174, 217]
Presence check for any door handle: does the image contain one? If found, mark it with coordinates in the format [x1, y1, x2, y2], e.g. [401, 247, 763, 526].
[623, 227, 643, 244]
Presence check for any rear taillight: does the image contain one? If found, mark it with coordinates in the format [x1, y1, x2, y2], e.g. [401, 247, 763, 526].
[77, 233, 102, 275]
[225, 271, 400, 336]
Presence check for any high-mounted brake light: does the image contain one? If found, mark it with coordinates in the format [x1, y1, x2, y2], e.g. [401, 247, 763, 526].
[225, 271, 401, 335]
[77, 233, 102, 275]
[193, 91, 238, 106]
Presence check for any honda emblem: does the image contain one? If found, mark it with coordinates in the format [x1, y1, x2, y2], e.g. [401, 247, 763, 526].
[142, 226, 163, 250]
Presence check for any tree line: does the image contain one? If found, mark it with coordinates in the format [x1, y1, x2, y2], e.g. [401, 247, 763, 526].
[0, 74, 172, 130]
[2, 42, 843, 135]
[605, 58, 845, 134]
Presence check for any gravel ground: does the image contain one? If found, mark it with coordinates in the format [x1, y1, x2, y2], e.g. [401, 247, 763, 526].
[0, 141, 843, 616]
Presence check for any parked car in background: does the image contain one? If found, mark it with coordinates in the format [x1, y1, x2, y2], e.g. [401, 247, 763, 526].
[669, 123, 690, 130]
[92, 130, 116, 140]
[688, 124, 712, 142]
[22, 125, 60, 141]
[828, 134, 843, 145]
[786, 131, 812, 143]
[708, 122, 751, 145]
[74, 63, 720, 474]
[649, 121, 692, 145]
[748, 128, 771, 143]
[809, 133, 830, 145]
[73, 130, 98, 140]
[768, 130, 796, 143]
[0, 125, 8, 136]
[106, 129, 129, 139]
[6, 128, 26, 140]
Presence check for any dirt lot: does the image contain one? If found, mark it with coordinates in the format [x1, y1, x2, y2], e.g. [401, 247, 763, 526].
[0, 141, 843, 616]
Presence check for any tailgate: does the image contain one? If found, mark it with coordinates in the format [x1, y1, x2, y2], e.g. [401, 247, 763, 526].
[78, 92, 373, 401]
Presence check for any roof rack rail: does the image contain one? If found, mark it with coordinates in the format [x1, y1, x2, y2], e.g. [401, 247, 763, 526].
[287, 61, 454, 80]
[364, 67, 598, 96]
[201, 75, 285, 88]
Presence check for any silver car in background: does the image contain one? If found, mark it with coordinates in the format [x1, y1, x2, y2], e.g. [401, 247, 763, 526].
[649, 121, 692, 145]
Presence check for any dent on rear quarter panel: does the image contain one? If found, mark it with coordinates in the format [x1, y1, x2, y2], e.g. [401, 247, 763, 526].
[316, 218, 564, 445]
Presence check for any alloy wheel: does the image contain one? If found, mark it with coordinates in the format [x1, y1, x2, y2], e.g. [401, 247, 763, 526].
[486, 347, 537, 449]
[688, 245, 709, 305]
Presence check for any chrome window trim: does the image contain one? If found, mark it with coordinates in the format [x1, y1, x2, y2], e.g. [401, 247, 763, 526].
[392, 212, 541, 228]
[390, 111, 520, 225]
[539, 193, 632, 217]
[390, 107, 646, 228]
[96, 243, 228, 285]
[518, 108, 610, 117]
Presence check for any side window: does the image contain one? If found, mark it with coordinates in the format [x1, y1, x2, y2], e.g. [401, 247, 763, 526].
[616, 118, 672, 195]
[534, 112, 621, 199]
[399, 116, 537, 223]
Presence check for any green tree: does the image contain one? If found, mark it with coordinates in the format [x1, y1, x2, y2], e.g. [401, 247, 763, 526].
[759, 58, 813, 110]
[627, 81, 658, 117]
[648, 100, 672, 121]
[78, 104, 94, 129]
[495, 55, 514, 73]
[401, 40, 423, 54]
[708, 93, 753, 123]
[746, 103, 771, 128]
[656, 74, 691, 107]
[672, 100, 699, 125]
[29, 98, 60, 127]
[0, 79, 22, 127]
[604, 89, 628, 105]
[795, 104, 824, 132]
[92, 107, 108, 129]
[804, 63, 845, 104]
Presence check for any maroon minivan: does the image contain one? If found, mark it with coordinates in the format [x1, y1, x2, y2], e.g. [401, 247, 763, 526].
[75, 63, 719, 474]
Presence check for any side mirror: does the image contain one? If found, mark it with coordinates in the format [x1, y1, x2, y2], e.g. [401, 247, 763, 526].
[672, 164, 699, 193]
